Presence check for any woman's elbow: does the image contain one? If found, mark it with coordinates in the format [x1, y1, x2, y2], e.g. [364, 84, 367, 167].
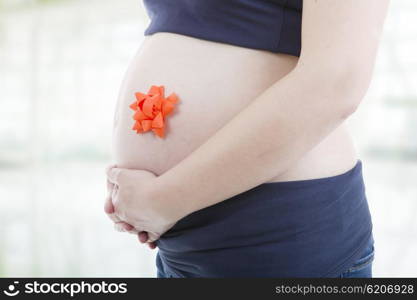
[334, 64, 374, 118]
[295, 61, 375, 119]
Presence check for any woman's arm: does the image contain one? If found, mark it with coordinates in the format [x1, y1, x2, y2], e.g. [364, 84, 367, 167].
[150, 0, 390, 221]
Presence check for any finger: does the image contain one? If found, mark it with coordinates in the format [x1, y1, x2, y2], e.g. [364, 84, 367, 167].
[119, 222, 134, 232]
[114, 222, 125, 232]
[138, 231, 149, 243]
[148, 242, 157, 249]
[107, 212, 122, 223]
[107, 167, 123, 185]
[107, 186, 129, 226]
[105, 174, 115, 213]
[105, 164, 117, 175]
[146, 232, 159, 243]
[127, 228, 140, 234]
[105, 205, 122, 224]
[107, 179, 114, 196]
[104, 195, 121, 223]
[106, 165, 118, 190]
[104, 196, 115, 214]
[113, 220, 138, 234]
[111, 184, 119, 202]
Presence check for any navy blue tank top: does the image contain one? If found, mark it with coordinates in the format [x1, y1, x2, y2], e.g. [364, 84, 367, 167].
[143, 0, 303, 56]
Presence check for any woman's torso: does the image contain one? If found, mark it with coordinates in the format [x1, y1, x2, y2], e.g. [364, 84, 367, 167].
[112, 33, 358, 182]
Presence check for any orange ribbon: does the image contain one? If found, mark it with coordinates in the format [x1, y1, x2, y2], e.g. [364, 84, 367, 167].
[130, 85, 180, 138]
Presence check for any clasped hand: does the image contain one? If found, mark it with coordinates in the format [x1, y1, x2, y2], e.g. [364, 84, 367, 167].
[104, 165, 178, 249]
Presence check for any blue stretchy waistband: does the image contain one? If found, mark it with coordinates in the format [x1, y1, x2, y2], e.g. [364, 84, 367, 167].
[156, 159, 373, 277]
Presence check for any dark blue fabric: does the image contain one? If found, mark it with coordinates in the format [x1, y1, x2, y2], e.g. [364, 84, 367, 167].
[338, 236, 374, 278]
[155, 159, 373, 278]
[156, 235, 375, 278]
[143, 0, 303, 56]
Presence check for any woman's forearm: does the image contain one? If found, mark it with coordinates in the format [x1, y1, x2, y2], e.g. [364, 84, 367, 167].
[152, 64, 368, 220]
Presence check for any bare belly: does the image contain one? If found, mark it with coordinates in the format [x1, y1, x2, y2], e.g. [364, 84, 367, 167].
[112, 33, 358, 182]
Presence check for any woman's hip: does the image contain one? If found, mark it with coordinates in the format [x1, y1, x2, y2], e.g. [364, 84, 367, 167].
[155, 159, 373, 277]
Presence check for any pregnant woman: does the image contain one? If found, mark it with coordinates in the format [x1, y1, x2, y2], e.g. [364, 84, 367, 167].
[105, 0, 389, 277]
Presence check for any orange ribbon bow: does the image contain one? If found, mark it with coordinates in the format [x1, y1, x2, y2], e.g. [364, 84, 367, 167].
[130, 85, 180, 138]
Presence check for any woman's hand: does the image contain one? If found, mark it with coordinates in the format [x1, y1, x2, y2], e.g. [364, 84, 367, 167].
[104, 165, 180, 245]
[105, 176, 157, 249]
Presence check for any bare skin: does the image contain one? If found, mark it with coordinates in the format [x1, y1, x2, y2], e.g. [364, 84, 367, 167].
[105, 0, 390, 247]
[112, 33, 357, 182]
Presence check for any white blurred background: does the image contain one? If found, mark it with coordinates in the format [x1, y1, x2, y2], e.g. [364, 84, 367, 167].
[0, 0, 416, 277]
